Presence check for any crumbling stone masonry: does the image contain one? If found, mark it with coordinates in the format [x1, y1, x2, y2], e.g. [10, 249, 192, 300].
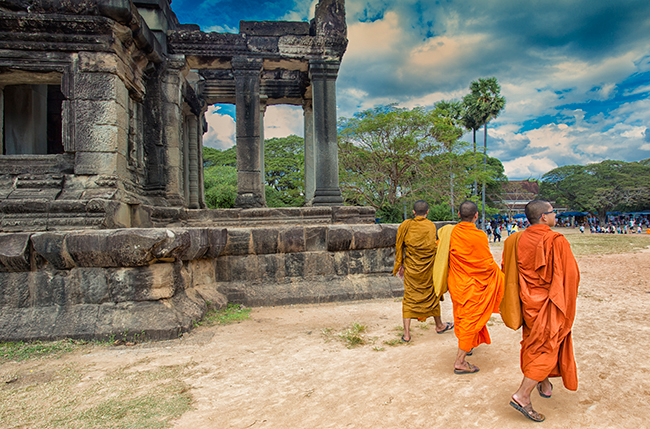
[0, 0, 399, 341]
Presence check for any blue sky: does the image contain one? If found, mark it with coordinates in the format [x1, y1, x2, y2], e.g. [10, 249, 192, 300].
[171, 0, 650, 179]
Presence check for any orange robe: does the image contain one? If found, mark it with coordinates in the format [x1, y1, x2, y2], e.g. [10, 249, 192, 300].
[393, 217, 440, 319]
[516, 224, 579, 390]
[447, 222, 504, 352]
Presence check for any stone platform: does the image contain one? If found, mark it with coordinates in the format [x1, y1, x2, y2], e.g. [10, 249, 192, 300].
[0, 220, 404, 341]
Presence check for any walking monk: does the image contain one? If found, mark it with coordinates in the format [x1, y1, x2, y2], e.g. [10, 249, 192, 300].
[437, 201, 504, 374]
[502, 200, 579, 422]
[393, 200, 454, 342]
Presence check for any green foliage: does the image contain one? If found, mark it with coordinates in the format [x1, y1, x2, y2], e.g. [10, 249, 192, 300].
[540, 160, 650, 222]
[202, 135, 305, 208]
[264, 135, 305, 207]
[427, 203, 454, 221]
[203, 165, 237, 208]
[203, 146, 236, 168]
[337, 323, 367, 348]
[196, 303, 251, 327]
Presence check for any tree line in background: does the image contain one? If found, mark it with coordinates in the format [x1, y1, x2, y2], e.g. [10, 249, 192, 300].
[539, 159, 650, 223]
[203, 77, 509, 222]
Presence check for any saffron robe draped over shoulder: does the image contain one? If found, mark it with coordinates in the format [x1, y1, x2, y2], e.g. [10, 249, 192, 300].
[447, 222, 505, 352]
[500, 231, 524, 330]
[393, 217, 440, 319]
[514, 224, 580, 391]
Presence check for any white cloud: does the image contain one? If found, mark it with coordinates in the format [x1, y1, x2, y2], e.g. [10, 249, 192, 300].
[264, 105, 304, 139]
[203, 106, 235, 150]
[203, 24, 237, 33]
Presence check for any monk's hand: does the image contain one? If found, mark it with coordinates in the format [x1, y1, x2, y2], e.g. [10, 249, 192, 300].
[397, 265, 405, 280]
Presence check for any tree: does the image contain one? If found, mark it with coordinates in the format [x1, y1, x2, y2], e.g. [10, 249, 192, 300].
[430, 100, 466, 216]
[264, 135, 305, 207]
[338, 106, 440, 218]
[467, 77, 506, 228]
[202, 135, 306, 208]
[540, 160, 650, 223]
[204, 165, 237, 208]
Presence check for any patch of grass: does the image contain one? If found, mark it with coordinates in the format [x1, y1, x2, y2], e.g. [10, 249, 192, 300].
[0, 362, 193, 428]
[0, 339, 86, 363]
[417, 322, 430, 330]
[195, 303, 251, 327]
[563, 233, 650, 256]
[372, 346, 385, 352]
[383, 339, 402, 347]
[338, 323, 367, 348]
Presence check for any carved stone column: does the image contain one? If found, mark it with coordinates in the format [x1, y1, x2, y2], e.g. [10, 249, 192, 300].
[233, 57, 265, 208]
[309, 59, 343, 206]
[188, 114, 199, 209]
[302, 99, 315, 204]
[260, 96, 268, 194]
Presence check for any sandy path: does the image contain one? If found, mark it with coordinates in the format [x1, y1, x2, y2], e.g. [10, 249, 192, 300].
[2, 244, 650, 428]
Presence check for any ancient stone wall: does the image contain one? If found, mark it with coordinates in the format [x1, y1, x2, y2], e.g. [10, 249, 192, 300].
[0, 222, 403, 341]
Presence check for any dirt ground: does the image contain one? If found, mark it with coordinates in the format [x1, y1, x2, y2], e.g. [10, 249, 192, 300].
[2, 230, 650, 428]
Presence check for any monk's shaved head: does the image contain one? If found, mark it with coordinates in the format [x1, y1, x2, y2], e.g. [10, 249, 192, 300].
[413, 200, 429, 216]
[459, 201, 478, 222]
[525, 199, 552, 224]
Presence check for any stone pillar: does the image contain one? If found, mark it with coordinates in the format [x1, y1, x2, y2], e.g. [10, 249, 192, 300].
[302, 99, 316, 204]
[160, 55, 186, 206]
[0, 87, 4, 154]
[188, 114, 199, 209]
[233, 57, 265, 208]
[260, 96, 268, 194]
[309, 60, 343, 206]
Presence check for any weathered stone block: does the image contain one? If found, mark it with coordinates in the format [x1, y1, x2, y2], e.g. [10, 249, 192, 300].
[305, 226, 327, 251]
[285, 253, 305, 277]
[108, 264, 177, 302]
[0, 272, 30, 308]
[29, 271, 67, 307]
[252, 227, 279, 254]
[65, 229, 168, 267]
[52, 304, 99, 339]
[67, 267, 110, 305]
[333, 251, 349, 275]
[278, 227, 305, 253]
[327, 225, 352, 251]
[348, 250, 366, 275]
[223, 254, 259, 281]
[303, 251, 335, 277]
[95, 301, 182, 341]
[31, 232, 75, 269]
[75, 124, 127, 153]
[74, 152, 120, 175]
[0, 233, 31, 272]
[176, 229, 210, 260]
[167, 290, 206, 332]
[188, 259, 215, 287]
[258, 253, 285, 280]
[206, 228, 228, 258]
[223, 228, 253, 256]
[74, 72, 129, 106]
[379, 225, 398, 248]
[78, 52, 120, 73]
[351, 225, 383, 250]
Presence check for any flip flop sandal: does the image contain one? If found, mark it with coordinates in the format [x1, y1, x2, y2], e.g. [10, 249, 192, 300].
[436, 322, 454, 334]
[400, 335, 410, 343]
[510, 398, 545, 422]
[537, 381, 553, 398]
[454, 363, 479, 374]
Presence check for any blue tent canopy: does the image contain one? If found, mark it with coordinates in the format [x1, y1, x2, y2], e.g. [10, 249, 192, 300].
[513, 213, 527, 219]
[557, 211, 589, 217]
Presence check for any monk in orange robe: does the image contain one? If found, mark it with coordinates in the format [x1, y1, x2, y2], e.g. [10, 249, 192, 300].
[502, 200, 579, 422]
[446, 201, 504, 374]
[393, 200, 453, 342]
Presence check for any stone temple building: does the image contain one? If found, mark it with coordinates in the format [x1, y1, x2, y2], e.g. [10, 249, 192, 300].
[0, 0, 405, 341]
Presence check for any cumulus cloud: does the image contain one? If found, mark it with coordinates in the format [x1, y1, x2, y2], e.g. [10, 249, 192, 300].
[264, 105, 304, 139]
[203, 106, 235, 150]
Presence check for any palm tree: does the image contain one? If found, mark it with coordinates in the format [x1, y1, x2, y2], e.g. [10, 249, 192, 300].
[467, 77, 506, 229]
[461, 93, 483, 196]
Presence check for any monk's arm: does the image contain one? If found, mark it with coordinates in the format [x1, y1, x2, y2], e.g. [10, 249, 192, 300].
[392, 222, 407, 275]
